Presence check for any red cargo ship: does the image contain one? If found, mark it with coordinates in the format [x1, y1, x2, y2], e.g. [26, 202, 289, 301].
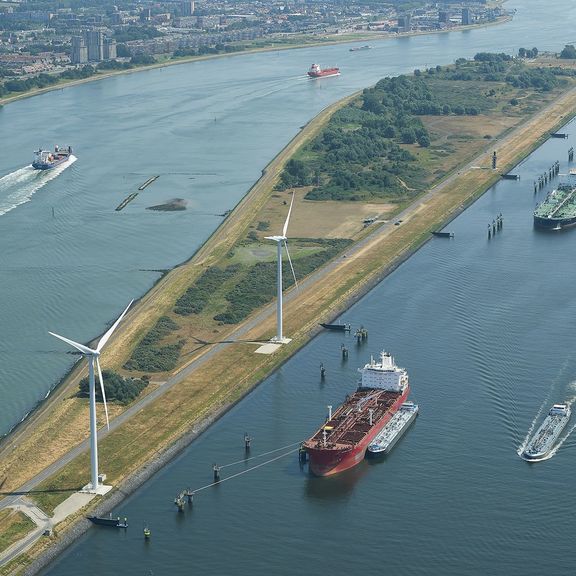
[307, 63, 340, 78]
[303, 351, 410, 476]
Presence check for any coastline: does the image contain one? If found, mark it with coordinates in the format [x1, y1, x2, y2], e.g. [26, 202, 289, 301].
[3, 66, 576, 574]
[0, 15, 512, 109]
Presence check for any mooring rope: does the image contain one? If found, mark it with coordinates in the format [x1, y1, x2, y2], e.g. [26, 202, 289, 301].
[219, 440, 303, 469]
[192, 447, 301, 494]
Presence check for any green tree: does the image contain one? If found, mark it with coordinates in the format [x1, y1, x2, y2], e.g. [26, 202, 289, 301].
[560, 45, 576, 59]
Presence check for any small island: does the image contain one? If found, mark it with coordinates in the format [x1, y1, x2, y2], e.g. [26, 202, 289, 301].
[146, 198, 188, 211]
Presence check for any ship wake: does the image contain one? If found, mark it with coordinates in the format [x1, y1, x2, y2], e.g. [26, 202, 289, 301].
[0, 155, 77, 216]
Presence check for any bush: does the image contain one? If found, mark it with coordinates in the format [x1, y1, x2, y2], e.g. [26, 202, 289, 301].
[79, 370, 149, 405]
[174, 265, 241, 315]
[124, 316, 183, 372]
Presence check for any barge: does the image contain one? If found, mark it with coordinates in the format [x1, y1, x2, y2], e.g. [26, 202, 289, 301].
[367, 402, 419, 456]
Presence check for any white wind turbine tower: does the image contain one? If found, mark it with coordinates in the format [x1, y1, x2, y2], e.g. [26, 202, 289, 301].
[49, 300, 133, 493]
[265, 193, 298, 344]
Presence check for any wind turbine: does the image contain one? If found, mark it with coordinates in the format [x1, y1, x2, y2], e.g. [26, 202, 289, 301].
[49, 300, 133, 493]
[265, 193, 298, 344]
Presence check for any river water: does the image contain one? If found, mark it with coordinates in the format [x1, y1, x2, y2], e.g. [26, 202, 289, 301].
[1, 0, 576, 573]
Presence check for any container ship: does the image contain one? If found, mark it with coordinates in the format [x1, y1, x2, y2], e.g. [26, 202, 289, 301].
[307, 64, 340, 78]
[534, 173, 576, 230]
[522, 403, 571, 461]
[303, 351, 410, 476]
[32, 145, 73, 170]
[366, 402, 418, 457]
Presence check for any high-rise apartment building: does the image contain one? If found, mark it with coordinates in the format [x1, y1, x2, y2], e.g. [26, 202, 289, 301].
[180, 1, 195, 16]
[71, 35, 88, 64]
[87, 30, 104, 61]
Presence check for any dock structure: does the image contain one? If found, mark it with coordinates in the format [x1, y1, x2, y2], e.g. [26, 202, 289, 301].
[138, 175, 160, 191]
[115, 192, 138, 211]
[487, 214, 503, 238]
[355, 326, 368, 343]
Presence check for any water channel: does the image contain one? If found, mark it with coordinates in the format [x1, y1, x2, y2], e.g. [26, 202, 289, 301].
[1, 0, 576, 573]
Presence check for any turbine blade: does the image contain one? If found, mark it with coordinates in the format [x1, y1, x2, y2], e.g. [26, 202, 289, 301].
[96, 357, 110, 431]
[282, 193, 295, 237]
[49, 331, 95, 355]
[284, 241, 298, 290]
[96, 300, 133, 352]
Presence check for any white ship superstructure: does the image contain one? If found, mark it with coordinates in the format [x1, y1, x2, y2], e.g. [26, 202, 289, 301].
[358, 351, 409, 392]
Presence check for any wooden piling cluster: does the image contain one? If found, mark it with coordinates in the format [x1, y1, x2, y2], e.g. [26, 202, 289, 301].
[355, 326, 368, 343]
[534, 161, 560, 193]
[487, 214, 503, 239]
[174, 488, 194, 511]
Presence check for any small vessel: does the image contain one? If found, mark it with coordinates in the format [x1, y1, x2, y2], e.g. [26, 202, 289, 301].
[144, 526, 151, 539]
[87, 514, 128, 528]
[319, 322, 351, 331]
[349, 45, 371, 51]
[367, 402, 418, 456]
[32, 145, 73, 170]
[522, 403, 571, 461]
[303, 350, 410, 476]
[534, 172, 576, 230]
[307, 64, 340, 78]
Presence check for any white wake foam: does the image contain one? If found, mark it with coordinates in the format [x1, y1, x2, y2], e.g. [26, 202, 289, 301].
[0, 155, 77, 216]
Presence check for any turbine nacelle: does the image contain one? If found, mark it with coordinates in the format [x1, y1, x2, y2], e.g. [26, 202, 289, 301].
[264, 235, 287, 243]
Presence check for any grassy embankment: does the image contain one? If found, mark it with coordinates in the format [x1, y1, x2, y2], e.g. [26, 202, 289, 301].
[2, 55, 576, 572]
[0, 510, 35, 554]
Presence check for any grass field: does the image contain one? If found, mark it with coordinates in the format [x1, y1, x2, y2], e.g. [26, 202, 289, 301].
[0, 510, 35, 554]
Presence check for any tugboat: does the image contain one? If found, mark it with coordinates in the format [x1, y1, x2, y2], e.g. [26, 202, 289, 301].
[307, 64, 340, 78]
[87, 513, 128, 528]
[32, 145, 73, 170]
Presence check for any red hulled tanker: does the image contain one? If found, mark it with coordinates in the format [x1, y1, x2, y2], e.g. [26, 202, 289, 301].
[307, 63, 340, 78]
[303, 351, 410, 476]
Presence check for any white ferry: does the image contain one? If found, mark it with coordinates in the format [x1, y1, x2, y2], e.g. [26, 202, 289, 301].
[522, 404, 571, 461]
[366, 402, 418, 456]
